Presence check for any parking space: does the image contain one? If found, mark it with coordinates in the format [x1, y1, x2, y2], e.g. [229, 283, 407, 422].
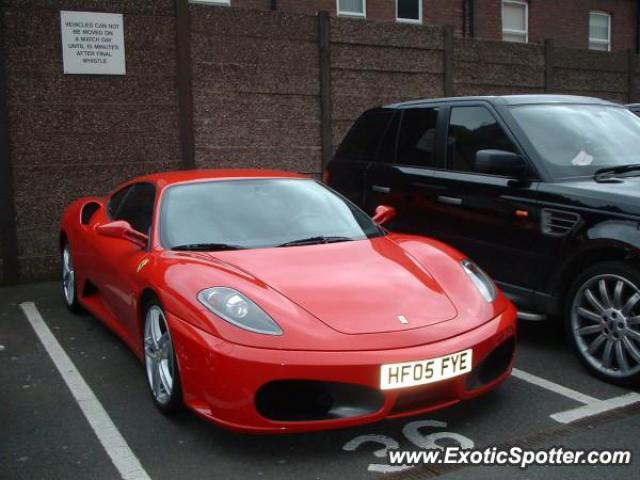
[2, 282, 640, 480]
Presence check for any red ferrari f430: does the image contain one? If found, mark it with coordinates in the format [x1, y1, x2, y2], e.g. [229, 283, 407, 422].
[60, 169, 517, 433]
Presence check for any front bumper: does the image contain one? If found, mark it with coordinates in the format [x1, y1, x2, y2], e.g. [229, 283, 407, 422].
[168, 303, 517, 433]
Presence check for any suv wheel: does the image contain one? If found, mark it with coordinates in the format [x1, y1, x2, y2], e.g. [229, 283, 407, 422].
[566, 261, 640, 386]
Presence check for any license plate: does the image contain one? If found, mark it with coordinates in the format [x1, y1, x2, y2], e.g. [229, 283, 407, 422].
[380, 349, 473, 390]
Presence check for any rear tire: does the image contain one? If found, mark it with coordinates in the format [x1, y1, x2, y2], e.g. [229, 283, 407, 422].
[61, 242, 82, 314]
[565, 261, 640, 386]
[143, 300, 183, 414]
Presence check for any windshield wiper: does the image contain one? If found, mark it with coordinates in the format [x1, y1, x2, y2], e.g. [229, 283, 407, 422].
[171, 243, 246, 252]
[277, 236, 353, 247]
[594, 164, 640, 181]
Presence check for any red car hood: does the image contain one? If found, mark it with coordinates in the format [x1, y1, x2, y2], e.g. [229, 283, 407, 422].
[210, 237, 458, 335]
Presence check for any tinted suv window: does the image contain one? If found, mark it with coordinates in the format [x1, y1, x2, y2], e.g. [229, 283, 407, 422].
[396, 107, 441, 168]
[447, 106, 516, 173]
[114, 183, 156, 234]
[335, 110, 394, 163]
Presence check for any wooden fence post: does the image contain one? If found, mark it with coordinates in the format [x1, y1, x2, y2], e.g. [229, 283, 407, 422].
[544, 39, 554, 93]
[628, 49, 637, 103]
[0, 8, 20, 284]
[318, 11, 333, 172]
[443, 25, 455, 97]
[175, 0, 196, 169]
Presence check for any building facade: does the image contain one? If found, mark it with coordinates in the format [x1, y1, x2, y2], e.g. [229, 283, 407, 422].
[193, 0, 640, 52]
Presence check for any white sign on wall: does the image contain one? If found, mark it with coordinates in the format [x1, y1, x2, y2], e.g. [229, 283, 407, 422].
[60, 11, 126, 75]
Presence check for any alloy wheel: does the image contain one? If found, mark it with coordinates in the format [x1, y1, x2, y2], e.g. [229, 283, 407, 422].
[62, 245, 76, 305]
[144, 305, 175, 406]
[571, 274, 640, 379]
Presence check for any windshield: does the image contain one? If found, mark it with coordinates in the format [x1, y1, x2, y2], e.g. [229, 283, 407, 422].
[510, 104, 640, 179]
[160, 179, 383, 250]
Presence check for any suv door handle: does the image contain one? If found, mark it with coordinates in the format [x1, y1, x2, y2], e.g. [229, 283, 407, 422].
[437, 195, 463, 206]
[371, 185, 391, 193]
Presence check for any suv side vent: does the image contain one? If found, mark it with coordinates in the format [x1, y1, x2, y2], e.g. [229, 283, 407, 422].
[541, 208, 581, 237]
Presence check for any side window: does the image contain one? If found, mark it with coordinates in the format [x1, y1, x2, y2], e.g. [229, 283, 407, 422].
[107, 186, 132, 219]
[376, 112, 400, 163]
[447, 106, 516, 173]
[396, 107, 441, 168]
[114, 183, 156, 235]
[335, 110, 394, 163]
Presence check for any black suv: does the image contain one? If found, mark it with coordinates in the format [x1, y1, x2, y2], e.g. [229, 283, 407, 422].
[327, 95, 640, 385]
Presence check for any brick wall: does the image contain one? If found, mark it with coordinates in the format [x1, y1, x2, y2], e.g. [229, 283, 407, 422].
[551, 47, 630, 102]
[330, 18, 445, 148]
[454, 38, 545, 95]
[213, 0, 638, 51]
[190, 6, 321, 173]
[528, 0, 637, 51]
[1, 3, 640, 283]
[2, 0, 181, 281]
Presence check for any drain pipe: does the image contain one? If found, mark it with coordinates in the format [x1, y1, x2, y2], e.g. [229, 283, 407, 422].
[463, 0, 475, 38]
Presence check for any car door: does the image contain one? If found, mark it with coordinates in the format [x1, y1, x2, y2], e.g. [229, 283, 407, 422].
[425, 103, 542, 293]
[365, 105, 446, 232]
[328, 108, 397, 208]
[93, 182, 156, 336]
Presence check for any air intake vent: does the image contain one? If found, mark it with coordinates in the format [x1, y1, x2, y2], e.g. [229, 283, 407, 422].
[541, 208, 581, 237]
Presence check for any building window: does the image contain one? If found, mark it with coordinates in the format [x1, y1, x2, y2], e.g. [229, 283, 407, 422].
[502, 0, 528, 43]
[337, 0, 366, 18]
[589, 11, 611, 51]
[397, 0, 422, 24]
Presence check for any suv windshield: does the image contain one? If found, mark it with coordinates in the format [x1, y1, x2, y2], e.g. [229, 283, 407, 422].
[510, 104, 640, 179]
[160, 179, 383, 250]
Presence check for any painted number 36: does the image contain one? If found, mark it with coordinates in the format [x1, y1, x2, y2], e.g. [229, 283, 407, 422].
[342, 420, 474, 474]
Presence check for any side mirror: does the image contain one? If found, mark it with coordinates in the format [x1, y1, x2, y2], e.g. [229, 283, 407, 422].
[474, 150, 527, 177]
[96, 220, 149, 249]
[372, 205, 396, 226]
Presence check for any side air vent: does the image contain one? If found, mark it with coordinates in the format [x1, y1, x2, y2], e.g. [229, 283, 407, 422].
[81, 202, 101, 225]
[541, 208, 581, 237]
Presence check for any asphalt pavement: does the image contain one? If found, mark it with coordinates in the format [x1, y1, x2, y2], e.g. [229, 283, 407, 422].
[1, 282, 639, 480]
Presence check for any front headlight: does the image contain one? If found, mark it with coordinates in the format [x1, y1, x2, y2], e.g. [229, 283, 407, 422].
[461, 260, 497, 303]
[197, 287, 283, 336]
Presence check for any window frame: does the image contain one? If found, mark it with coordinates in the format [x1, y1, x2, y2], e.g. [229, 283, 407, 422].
[337, 0, 367, 18]
[396, 0, 422, 24]
[394, 106, 446, 170]
[502, 0, 528, 44]
[444, 103, 529, 179]
[589, 10, 612, 52]
[107, 185, 134, 220]
[108, 182, 157, 244]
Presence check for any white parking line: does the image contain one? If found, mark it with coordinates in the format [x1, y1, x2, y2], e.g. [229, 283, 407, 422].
[20, 302, 151, 480]
[550, 392, 640, 424]
[512, 367, 640, 424]
[511, 368, 598, 404]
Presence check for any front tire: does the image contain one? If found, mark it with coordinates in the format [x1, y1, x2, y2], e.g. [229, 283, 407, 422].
[61, 242, 82, 313]
[143, 301, 182, 414]
[566, 261, 640, 386]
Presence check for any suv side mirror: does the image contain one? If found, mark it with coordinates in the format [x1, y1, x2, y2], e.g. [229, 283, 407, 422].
[96, 220, 149, 249]
[474, 150, 527, 177]
[372, 205, 396, 226]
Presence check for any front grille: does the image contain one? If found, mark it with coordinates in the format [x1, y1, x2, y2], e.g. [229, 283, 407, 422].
[465, 337, 515, 391]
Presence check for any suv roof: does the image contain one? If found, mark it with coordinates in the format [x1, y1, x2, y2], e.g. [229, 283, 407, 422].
[385, 94, 620, 109]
